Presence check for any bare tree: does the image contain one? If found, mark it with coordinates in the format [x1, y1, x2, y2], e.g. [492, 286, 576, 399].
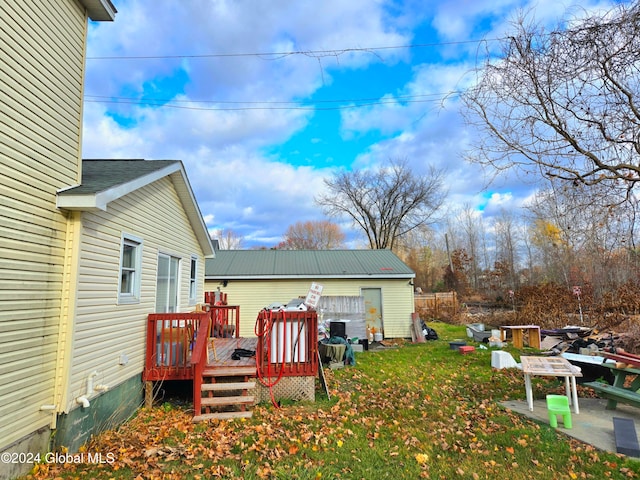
[462, 4, 640, 202]
[212, 229, 244, 250]
[316, 159, 446, 250]
[457, 204, 486, 291]
[526, 181, 640, 294]
[281, 220, 345, 250]
[393, 225, 446, 292]
[492, 210, 521, 291]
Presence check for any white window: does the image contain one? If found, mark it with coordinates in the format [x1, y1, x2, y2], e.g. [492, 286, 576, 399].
[189, 255, 198, 304]
[118, 234, 142, 304]
[156, 253, 180, 313]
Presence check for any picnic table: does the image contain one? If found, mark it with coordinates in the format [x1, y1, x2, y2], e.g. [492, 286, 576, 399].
[521, 356, 582, 414]
[584, 362, 640, 410]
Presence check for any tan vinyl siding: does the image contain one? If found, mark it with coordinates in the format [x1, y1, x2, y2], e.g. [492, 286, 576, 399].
[0, 0, 87, 449]
[66, 178, 206, 411]
[206, 278, 415, 339]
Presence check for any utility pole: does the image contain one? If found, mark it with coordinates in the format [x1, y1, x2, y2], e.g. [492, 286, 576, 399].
[445, 233, 453, 272]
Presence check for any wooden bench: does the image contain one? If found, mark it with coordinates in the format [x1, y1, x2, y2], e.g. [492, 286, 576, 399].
[583, 381, 640, 409]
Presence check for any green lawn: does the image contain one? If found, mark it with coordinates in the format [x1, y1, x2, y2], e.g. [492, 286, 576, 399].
[27, 323, 639, 479]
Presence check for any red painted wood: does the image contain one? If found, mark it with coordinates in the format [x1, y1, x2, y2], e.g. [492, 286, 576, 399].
[602, 351, 640, 369]
[143, 312, 207, 381]
[255, 309, 318, 378]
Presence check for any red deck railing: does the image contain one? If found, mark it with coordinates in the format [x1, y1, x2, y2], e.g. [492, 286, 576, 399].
[143, 304, 237, 382]
[190, 313, 211, 416]
[143, 312, 208, 381]
[208, 305, 240, 338]
[256, 309, 318, 378]
[204, 291, 240, 338]
[144, 305, 317, 390]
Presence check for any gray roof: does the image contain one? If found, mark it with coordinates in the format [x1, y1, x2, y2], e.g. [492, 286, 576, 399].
[59, 159, 179, 195]
[205, 249, 415, 280]
[57, 159, 214, 257]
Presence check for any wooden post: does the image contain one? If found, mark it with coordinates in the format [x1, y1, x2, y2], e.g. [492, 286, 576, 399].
[145, 381, 153, 408]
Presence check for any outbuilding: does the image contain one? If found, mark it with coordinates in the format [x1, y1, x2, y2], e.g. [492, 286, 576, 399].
[205, 249, 416, 339]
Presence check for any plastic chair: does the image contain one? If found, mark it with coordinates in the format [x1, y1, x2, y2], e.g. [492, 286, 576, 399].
[546, 394, 572, 429]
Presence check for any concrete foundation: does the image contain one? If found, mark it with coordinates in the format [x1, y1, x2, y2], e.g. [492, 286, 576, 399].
[0, 427, 51, 480]
[53, 374, 143, 453]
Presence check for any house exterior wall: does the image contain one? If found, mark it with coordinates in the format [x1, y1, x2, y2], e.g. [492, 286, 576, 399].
[0, 0, 87, 461]
[64, 177, 206, 415]
[51, 177, 206, 452]
[205, 278, 415, 339]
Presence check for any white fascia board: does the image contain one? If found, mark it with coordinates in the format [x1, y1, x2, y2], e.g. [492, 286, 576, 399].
[80, 0, 117, 21]
[57, 162, 182, 211]
[104, 162, 183, 203]
[56, 193, 107, 211]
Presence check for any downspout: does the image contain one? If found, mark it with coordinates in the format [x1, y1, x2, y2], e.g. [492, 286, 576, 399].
[49, 210, 82, 427]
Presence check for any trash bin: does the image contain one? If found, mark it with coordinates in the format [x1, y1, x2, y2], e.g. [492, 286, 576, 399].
[330, 321, 347, 339]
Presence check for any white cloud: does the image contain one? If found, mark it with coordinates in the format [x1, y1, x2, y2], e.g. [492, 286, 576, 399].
[82, 0, 625, 247]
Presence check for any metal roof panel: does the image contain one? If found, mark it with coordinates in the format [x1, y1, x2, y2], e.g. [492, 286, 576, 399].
[205, 249, 414, 278]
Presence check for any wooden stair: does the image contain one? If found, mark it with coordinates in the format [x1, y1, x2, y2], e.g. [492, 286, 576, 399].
[193, 365, 257, 421]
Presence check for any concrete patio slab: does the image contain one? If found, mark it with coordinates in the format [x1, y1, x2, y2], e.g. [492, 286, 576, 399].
[501, 397, 640, 459]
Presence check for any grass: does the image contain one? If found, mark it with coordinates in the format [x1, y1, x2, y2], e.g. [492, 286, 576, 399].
[26, 323, 640, 479]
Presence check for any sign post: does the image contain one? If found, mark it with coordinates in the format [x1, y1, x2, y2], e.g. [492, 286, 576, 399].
[572, 286, 583, 324]
[305, 282, 323, 309]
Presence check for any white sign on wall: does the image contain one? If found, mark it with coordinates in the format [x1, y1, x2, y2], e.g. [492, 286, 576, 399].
[305, 282, 324, 308]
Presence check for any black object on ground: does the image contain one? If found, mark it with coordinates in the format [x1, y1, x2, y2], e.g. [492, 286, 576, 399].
[613, 417, 640, 457]
[231, 348, 255, 360]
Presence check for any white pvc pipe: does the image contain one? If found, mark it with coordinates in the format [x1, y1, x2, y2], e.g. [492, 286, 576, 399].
[76, 396, 90, 408]
[87, 370, 99, 395]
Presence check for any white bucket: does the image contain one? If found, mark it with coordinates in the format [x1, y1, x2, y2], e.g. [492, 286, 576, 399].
[374, 332, 383, 342]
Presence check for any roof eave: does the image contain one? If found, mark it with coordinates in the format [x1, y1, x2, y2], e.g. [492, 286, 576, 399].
[56, 161, 215, 257]
[205, 274, 415, 280]
[56, 162, 183, 210]
[80, 0, 117, 21]
[56, 192, 107, 211]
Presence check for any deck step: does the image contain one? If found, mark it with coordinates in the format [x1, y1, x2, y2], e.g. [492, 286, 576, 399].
[201, 395, 254, 406]
[193, 411, 253, 422]
[202, 381, 256, 392]
[203, 366, 256, 377]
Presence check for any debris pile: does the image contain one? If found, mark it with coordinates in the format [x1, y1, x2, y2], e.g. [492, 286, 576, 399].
[538, 326, 640, 356]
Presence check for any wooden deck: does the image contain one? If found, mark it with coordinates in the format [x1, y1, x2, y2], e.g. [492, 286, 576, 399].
[144, 308, 319, 418]
[206, 337, 260, 370]
[145, 309, 317, 388]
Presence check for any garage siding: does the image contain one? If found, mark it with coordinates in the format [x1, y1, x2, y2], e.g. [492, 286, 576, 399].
[205, 278, 415, 339]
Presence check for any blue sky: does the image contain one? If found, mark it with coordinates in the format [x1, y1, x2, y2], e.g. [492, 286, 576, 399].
[81, 0, 626, 248]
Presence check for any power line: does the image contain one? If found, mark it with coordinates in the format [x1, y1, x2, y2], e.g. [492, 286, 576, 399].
[86, 39, 497, 61]
[84, 91, 458, 104]
[83, 91, 463, 111]
[86, 3, 635, 62]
